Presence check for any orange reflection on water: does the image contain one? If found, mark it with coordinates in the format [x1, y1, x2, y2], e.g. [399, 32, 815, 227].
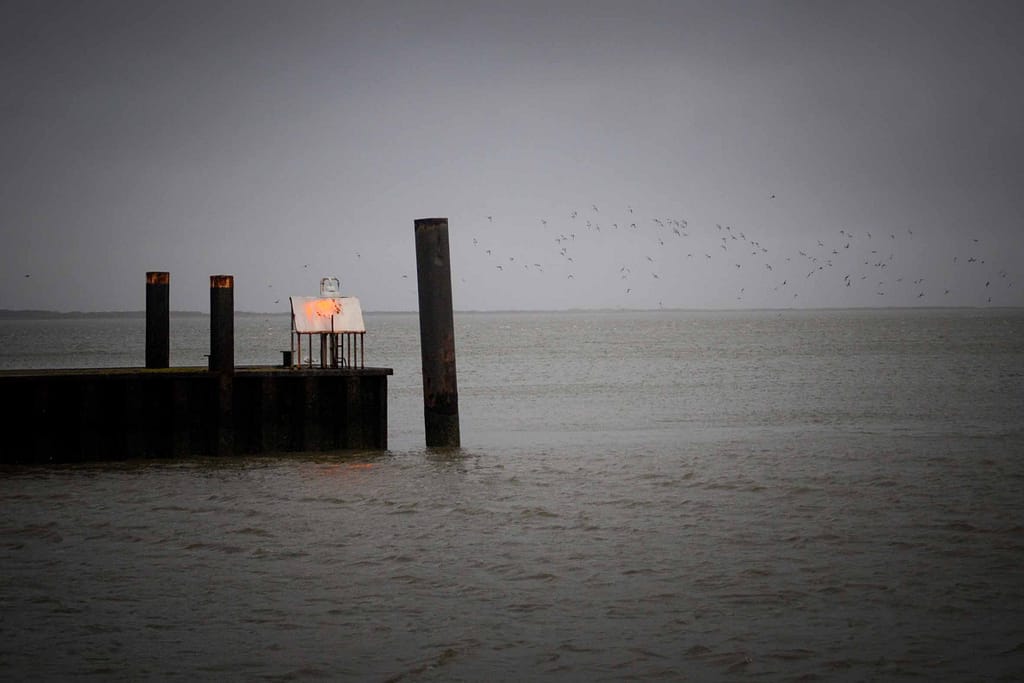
[314, 461, 376, 478]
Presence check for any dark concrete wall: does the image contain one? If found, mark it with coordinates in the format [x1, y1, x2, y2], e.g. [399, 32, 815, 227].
[0, 368, 390, 464]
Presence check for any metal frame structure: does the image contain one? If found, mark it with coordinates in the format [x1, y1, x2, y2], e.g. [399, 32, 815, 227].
[289, 295, 366, 369]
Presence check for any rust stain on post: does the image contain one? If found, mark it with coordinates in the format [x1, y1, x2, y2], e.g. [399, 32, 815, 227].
[146, 271, 170, 286]
[211, 274, 233, 289]
[414, 217, 460, 447]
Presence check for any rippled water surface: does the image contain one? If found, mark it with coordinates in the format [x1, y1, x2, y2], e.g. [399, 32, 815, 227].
[2, 309, 1023, 680]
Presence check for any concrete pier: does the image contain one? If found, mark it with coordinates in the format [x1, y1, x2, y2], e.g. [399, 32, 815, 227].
[0, 366, 391, 464]
[0, 271, 393, 464]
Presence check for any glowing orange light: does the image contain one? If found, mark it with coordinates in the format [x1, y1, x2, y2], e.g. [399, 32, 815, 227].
[305, 298, 342, 318]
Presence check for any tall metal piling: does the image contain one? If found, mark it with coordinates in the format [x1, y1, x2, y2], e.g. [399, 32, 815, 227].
[209, 275, 234, 373]
[209, 274, 235, 455]
[145, 271, 170, 369]
[414, 217, 461, 447]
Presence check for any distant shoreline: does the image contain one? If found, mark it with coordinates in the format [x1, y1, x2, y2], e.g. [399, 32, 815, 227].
[0, 310, 208, 320]
[1, 306, 1020, 320]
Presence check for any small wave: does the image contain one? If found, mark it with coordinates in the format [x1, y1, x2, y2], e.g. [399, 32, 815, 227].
[518, 507, 558, 518]
[740, 567, 774, 577]
[388, 573, 422, 584]
[766, 648, 816, 661]
[183, 541, 245, 554]
[559, 641, 598, 654]
[685, 644, 713, 657]
[385, 502, 420, 515]
[704, 482, 740, 491]
[5, 522, 63, 543]
[843, 582, 890, 591]
[785, 486, 819, 496]
[510, 571, 558, 582]
[383, 647, 460, 683]
[726, 657, 753, 674]
[718, 589, 808, 605]
[507, 601, 548, 612]
[382, 553, 417, 563]
[621, 567, 657, 576]
[824, 659, 854, 669]
[686, 648, 754, 673]
[627, 646, 670, 660]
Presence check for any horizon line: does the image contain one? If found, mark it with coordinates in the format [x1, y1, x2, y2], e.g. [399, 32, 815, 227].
[1, 304, 1021, 319]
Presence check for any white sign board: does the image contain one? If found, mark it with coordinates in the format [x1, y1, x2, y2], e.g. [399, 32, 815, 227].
[290, 296, 365, 333]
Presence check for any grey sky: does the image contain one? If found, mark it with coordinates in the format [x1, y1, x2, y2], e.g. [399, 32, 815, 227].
[2, 0, 1022, 312]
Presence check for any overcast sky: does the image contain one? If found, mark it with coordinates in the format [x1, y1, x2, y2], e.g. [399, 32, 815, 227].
[2, 0, 1022, 312]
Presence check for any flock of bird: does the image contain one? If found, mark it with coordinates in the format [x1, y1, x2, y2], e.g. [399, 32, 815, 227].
[458, 201, 1018, 309]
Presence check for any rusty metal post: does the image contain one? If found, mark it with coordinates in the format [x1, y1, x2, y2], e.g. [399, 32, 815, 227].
[414, 217, 460, 447]
[209, 275, 234, 373]
[209, 275, 235, 455]
[146, 271, 170, 369]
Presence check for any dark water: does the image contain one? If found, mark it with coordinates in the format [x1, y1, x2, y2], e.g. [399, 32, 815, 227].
[2, 309, 1023, 680]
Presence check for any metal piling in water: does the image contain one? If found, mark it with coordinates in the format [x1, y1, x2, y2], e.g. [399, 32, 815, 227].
[414, 217, 461, 448]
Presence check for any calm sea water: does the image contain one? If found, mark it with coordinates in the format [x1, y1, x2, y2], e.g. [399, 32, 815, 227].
[1, 309, 1023, 681]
